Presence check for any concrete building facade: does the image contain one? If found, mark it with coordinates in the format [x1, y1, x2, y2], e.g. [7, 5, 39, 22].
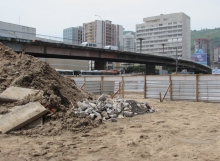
[82, 20, 123, 49]
[213, 47, 220, 68]
[63, 26, 82, 45]
[136, 13, 191, 59]
[0, 21, 36, 40]
[194, 38, 210, 66]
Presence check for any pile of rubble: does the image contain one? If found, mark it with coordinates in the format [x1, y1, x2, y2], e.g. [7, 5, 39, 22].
[76, 94, 155, 122]
[0, 42, 155, 136]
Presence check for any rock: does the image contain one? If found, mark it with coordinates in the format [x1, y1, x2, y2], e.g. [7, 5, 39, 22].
[123, 111, 134, 117]
[89, 113, 95, 120]
[101, 111, 109, 119]
[85, 108, 93, 114]
[77, 111, 88, 118]
[89, 103, 96, 108]
[109, 118, 117, 122]
[118, 114, 124, 119]
[97, 94, 106, 102]
[77, 101, 88, 111]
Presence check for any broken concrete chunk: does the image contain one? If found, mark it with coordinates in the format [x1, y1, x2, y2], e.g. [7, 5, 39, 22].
[77, 101, 88, 111]
[0, 86, 42, 102]
[97, 94, 106, 102]
[0, 102, 47, 133]
[25, 117, 43, 129]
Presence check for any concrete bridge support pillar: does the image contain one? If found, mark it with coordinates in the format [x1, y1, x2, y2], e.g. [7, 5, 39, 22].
[145, 63, 156, 75]
[94, 60, 106, 70]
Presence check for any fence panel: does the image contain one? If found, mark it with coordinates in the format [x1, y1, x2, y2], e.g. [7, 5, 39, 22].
[198, 75, 220, 102]
[146, 75, 170, 99]
[85, 81, 101, 94]
[103, 81, 115, 94]
[171, 75, 196, 101]
[124, 76, 145, 92]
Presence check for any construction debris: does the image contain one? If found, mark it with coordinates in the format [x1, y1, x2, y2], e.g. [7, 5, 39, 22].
[0, 42, 156, 135]
[0, 86, 42, 102]
[0, 102, 47, 134]
[75, 94, 155, 120]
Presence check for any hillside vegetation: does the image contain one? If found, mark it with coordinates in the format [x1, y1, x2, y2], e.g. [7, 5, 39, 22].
[191, 28, 220, 53]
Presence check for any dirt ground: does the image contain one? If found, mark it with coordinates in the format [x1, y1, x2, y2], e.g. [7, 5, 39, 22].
[1, 93, 220, 161]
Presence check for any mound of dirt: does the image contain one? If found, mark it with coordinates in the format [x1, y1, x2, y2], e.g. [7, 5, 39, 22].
[0, 42, 101, 135]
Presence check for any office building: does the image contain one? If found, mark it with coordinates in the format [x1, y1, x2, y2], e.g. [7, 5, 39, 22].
[63, 26, 82, 45]
[136, 13, 191, 59]
[123, 31, 136, 52]
[0, 21, 36, 40]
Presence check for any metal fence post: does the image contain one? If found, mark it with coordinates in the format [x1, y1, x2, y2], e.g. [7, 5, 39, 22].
[196, 74, 199, 102]
[169, 75, 173, 101]
[101, 76, 104, 94]
[122, 76, 124, 98]
[144, 75, 146, 98]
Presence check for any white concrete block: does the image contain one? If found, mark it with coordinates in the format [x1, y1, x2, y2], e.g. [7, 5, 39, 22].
[0, 102, 47, 133]
[0, 86, 41, 102]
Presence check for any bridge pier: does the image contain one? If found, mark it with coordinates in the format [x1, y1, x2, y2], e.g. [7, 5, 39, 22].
[94, 60, 106, 70]
[145, 63, 155, 75]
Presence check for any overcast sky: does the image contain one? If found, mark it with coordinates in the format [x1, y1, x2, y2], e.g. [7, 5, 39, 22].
[1, 0, 219, 37]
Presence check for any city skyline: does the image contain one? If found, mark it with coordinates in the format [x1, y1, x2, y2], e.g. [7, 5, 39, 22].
[0, 0, 220, 38]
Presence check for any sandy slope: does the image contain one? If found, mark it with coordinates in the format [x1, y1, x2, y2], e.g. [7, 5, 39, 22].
[1, 93, 220, 161]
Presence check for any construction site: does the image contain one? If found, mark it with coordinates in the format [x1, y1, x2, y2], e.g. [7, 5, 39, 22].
[0, 42, 220, 161]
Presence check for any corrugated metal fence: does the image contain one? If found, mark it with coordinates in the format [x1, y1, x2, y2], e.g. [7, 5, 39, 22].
[72, 75, 220, 102]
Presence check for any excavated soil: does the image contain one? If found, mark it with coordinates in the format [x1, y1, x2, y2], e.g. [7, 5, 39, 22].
[0, 42, 101, 134]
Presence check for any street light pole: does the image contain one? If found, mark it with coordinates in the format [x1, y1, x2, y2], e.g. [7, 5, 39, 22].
[137, 38, 144, 53]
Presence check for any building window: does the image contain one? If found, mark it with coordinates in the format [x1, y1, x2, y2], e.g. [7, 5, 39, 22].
[168, 22, 172, 25]
[159, 24, 163, 26]
[173, 22, 177, 24]
[163, 18, 167, 21]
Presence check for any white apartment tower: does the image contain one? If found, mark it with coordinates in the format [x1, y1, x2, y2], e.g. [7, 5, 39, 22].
[83, 20, 123, 48]
[136, 13, 191, 59]
[123, 31, 136, 52]
[63, 26, 82, 45]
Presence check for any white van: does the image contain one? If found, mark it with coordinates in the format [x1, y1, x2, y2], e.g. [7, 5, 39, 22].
[104, 45, 118, 50]
[81, 42, 97, 48]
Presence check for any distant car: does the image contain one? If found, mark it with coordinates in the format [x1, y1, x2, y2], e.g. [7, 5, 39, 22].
[104, 45, 118, 50]
[81, 42, 97, 48]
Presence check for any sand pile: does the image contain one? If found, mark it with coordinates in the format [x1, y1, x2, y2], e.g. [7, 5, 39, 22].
[0, 42, 101, 135]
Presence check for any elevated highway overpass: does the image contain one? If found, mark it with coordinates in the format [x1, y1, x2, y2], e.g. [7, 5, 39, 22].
[0, 37, 212, 74]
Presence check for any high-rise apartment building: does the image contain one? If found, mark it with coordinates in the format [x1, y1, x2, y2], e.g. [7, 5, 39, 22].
[136, 13, 191, 59]
[123, 31, 136, 52]
[83, 20, 123, 70]
[82, 20, 123, 48]
[63, 26, 82, 45]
